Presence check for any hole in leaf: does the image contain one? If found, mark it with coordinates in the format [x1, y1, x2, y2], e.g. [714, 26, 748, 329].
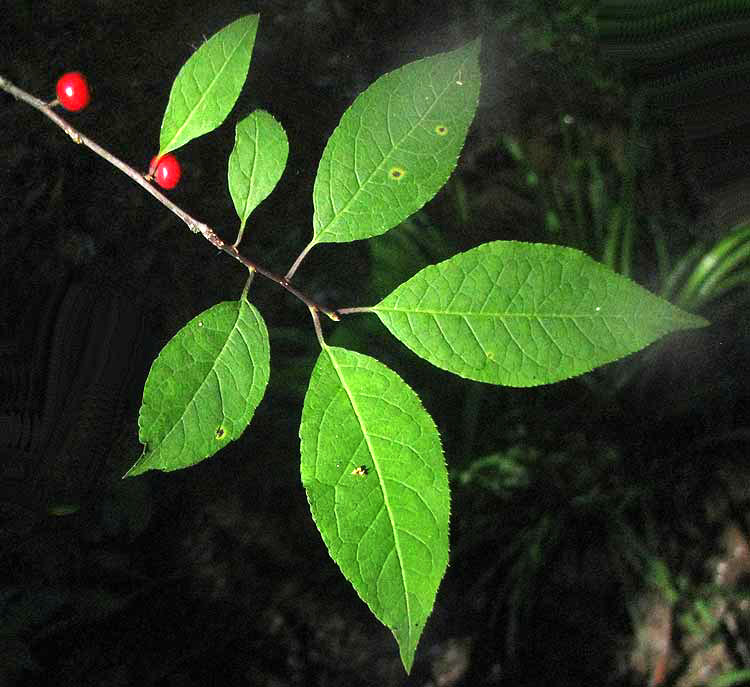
[215, 426, 226, 440]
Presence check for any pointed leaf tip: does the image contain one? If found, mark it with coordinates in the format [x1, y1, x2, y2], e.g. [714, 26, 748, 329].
[300, 346, 449, 671]
[311, 38, 481, 246]
[373, 240, 709, 387]
[126, 299, 270, 476]
[159, 14, 260, 155]
[228, 109, 289, 237]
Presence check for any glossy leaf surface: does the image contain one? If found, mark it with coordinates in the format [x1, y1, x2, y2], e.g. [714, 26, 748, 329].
[300, 346, 449, 672]
[372, 241, 709, 386]
[126, 299, 270, 476]
[311, 39, 481, 245]
[159, 14, 259, 156]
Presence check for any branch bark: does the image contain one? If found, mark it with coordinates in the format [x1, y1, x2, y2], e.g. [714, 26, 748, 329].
[0, 75, 340, 321]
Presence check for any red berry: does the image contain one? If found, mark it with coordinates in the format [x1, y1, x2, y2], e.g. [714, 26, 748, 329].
[150, 154, 182, 190]
[56, 72, 90, 112]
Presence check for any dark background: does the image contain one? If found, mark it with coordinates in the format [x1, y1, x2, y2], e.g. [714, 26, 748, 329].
[2, 1, 750, 685]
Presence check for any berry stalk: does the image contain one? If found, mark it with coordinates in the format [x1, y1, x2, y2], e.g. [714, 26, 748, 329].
[0, 74, 340, 322]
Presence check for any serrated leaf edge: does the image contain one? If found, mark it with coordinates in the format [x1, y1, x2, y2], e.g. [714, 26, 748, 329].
[322, 345, 417, 642]
[160, 15, 258, 156]
[127, 301, 264, 476]
[230, 110, 288, 229]
[370, 240, 709, 386]
[313, 40, 480, 245]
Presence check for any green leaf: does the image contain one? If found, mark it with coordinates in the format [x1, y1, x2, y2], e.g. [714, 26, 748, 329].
[310, 39, 481, 246]
[158, 14, 259, 156]
[300, 346, 449, 672]
[370, 241, 709, 387]
[709, 669, 750, 687]
[126, 299, 270, 476]
[228, 110, 289, 242]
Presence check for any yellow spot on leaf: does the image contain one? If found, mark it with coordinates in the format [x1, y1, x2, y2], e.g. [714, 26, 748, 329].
[388, 166, 406, 181]
[215, 426, 226, 440]
[435, 124, 448, 136]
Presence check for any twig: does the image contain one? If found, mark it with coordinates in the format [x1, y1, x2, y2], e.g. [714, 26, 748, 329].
[286, 238, 316, 280]
[0, 74, 340, 322]
[309, 306, 326, 349]
[336, 306, 372, 315]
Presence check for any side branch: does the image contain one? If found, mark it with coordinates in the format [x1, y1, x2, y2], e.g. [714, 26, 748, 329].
[336, 306, 372, 315]
[286, 238, 316, 280]
[0, 74, 340, 322]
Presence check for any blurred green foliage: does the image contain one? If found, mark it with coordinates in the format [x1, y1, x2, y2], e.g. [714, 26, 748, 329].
[420, 0, 750, 683]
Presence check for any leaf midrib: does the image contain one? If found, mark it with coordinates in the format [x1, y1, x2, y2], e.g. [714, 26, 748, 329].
[162, 20, 255, 154]
[325, 346, 413, 637]
[314, 51, 473, 243]
[375, 306, 629, 319]
[151, 303, 251, 462]
[240, 119, 261, 221]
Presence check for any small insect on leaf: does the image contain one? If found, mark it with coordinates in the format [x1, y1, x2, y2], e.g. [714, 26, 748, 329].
[351, 465, 368, 476]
